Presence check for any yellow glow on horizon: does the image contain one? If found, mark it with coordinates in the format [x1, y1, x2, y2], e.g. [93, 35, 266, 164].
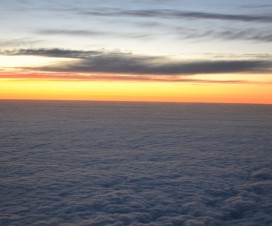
[0, 79, 271, 104]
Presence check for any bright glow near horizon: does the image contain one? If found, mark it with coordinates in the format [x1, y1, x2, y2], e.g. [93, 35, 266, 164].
[0, 55, 76, 68]
[1, 79, 271, 104]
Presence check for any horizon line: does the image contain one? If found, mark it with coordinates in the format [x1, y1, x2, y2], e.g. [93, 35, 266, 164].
[0, 98, 271, 106]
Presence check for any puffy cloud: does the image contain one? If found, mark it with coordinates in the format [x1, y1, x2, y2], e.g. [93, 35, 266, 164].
[1, 101, 272, 225]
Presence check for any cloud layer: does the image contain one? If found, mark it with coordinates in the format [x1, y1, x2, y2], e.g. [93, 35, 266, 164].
[1, 101, 272, 225]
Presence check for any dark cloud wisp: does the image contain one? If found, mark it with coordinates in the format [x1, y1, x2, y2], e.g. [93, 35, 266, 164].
[2, 48, 102, 59]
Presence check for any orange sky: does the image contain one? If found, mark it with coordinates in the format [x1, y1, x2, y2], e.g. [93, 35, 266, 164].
[1, 73, 271, 104]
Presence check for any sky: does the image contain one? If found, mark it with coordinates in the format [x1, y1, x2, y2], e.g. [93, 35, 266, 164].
[0, 0, 272, 104]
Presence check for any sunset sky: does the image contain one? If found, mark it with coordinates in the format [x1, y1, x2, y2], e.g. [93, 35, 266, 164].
[1, 0, 272, 104]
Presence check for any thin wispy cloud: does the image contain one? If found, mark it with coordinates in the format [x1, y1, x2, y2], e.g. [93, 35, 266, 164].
[241, 4, 272, 9]
[37, 29, 153, 40]
[175, 27, 272, 43]
[38, 29, 108, 37]
[76, 9, 272, 23]
[36, 27, 272, 43]
[0, 38, 42, 48]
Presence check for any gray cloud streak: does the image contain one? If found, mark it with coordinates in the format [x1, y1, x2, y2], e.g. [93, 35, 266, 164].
[37, 29, 153, 40]
[175, 27, 272, 43]
[77, 9, 272, 23]
[38, 29, 107, 37]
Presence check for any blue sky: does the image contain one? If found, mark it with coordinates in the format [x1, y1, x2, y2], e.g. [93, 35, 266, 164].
[1, 0, 272, 57]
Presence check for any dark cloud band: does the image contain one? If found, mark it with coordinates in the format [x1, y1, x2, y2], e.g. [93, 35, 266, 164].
[42, 58, 269, 75]
[2, 48, 271, 75]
